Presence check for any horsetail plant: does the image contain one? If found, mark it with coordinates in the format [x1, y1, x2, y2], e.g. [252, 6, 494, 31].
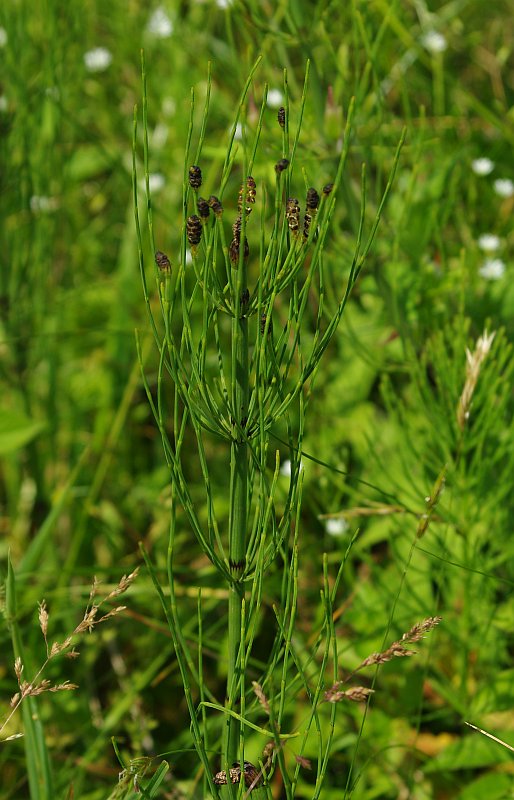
[133, 56, 404, 798]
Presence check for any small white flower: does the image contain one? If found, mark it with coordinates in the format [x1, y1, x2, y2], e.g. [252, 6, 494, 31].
[471, 158, 495, 176]
[479, 258, 505, 280]
[148, 173, 165, 193]
[0, 95, 8, 112]
[152, 123, 169, 149]
[30, 196, 58, 213]
[477, 234, 500, 252]
[216, 0, 234, 7]
[267, 89, 284, 109]
[0, 27, 8, 48]
[162, 97, 176, 117]
[493, 178, 514, 198]
[280, 459, 292, 478]
[84, 47, 112, 73]
[324, 517, 349, 537]
[422, 30, 447, 54]
[279, 459, 303, 477]
[45, 86, 60, 100]
[147, 7, 173, 38]
[234, 122, 243, 141]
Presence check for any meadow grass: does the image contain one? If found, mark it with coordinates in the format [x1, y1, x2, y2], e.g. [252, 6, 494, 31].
[1, 1, 514, 798]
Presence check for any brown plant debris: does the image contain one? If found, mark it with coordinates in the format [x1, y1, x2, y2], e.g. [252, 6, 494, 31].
[213, 761, 263, 788]
[295, 754, 312, 769]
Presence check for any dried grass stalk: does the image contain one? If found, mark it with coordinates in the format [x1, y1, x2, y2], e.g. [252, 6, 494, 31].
[457, 330, 495, 430]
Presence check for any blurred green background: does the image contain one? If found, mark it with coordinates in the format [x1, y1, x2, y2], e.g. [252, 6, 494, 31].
[1, 1, 514, 798]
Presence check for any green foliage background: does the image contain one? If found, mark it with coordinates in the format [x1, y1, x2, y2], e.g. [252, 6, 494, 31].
[1, 1, 514, 798]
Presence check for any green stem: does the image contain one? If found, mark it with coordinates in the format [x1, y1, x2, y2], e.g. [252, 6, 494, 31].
[224, 235, 250, 773]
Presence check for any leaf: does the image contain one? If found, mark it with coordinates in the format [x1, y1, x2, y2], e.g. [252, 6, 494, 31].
[0, 410, 45, 454]
[425, 733, 513, 772]
[458, 771, 512, 800]
[140, 761, 169, 798]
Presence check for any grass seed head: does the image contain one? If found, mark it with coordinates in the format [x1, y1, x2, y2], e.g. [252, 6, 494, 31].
[38, 600, 49, 640]
[325, 685, 375, 703]
[358, 616, 442, 668]
[277, 106, 285, 128]
[252, 680, 270, 714]
[457, 329, 496, 430]
[14, 658, 23, 681]
[108, 567, 140, 598]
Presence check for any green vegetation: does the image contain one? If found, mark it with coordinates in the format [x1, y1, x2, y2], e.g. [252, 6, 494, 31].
[1, 2, 514, 798]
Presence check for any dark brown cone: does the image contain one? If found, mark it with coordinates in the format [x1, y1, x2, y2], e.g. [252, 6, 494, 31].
[186, 215, 202, 247]
[155, 251, 171, 272]
[188, 165, 202, 189]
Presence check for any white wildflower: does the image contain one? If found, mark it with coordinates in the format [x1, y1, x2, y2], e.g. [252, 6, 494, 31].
[30, 196, 59, 213]
[477, 234, 500, 252]
[324, 517, 349, 537]
[280, 459, 292, 477]
[267, 89, 284, 109]
[162, 97, 176, 117]
[479, 258, 505, 280]
[84, 47, 112, 73]
[493, 178, 514, 198]
[151, 123, 169, 149]
[148, 173, 165, 193]
[45, 86, 60, 100]
[147, 7, 173, 38]
[471, 158, 494, 176]
[234, 122, 243, 141]
[0, 27, 8, 48]
[216, 0, 234, 7]
[422, 30, 447, 54]
[279, 459, 303, 477]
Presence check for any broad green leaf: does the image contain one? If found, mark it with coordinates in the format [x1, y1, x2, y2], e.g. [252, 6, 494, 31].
[0, 410, 45, 454]
[425, 733, 513, 772]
